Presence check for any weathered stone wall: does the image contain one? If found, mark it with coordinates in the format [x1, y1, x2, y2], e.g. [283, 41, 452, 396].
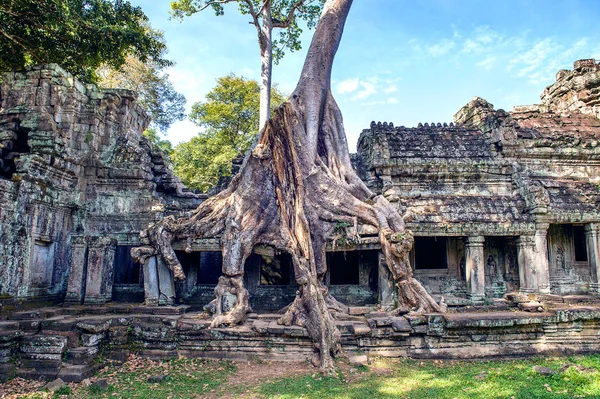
[0, 64, 202, 303]
[357, 59, 600, 301]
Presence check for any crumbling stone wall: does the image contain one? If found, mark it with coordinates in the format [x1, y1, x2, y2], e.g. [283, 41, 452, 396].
[357, 59, 600, 302]
[0, 64, 202, 303]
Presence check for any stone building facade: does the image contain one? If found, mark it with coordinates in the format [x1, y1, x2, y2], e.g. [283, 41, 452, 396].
[1, 60, 599, 310]
[0, 64, 201, 305]
[357, 58, 600, 304]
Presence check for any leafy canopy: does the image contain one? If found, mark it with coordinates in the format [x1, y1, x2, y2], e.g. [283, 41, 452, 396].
[98, 53, 186, 132]
[170, 0, 325, 63]
[0, 0, 170, 82]
[172, 75, 286, 192]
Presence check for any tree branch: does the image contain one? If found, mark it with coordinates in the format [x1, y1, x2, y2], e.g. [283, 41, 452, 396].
[197, 0, 239, 12]
[272, 0, 306, 28]
[0, 29, 43, 63]
[242, 0, 265, 40]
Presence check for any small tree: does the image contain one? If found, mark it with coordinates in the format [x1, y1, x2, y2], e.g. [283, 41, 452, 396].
[170, 0, 325, 130]
[0, 0, 169, 83]
[172, 74, 285, 192]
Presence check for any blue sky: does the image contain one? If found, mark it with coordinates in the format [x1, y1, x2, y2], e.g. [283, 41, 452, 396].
[129, 0, 600, 151]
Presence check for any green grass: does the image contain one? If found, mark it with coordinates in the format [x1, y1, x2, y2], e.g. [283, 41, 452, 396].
[259, 356, 600, 399]
[79, 357, 236, 399]
[5, 355, 600, 399]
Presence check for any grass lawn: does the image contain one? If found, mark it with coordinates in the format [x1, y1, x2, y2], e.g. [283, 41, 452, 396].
[2, 354, 600, 399]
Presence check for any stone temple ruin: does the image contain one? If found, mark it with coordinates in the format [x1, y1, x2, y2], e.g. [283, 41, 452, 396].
[1, 59, 600, 381]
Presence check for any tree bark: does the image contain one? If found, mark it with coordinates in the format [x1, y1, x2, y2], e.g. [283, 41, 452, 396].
[258, 1, 273, 131]
[132, 0, 442, 374]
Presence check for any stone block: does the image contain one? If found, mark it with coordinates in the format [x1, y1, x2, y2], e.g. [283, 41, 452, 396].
[348, 355, 368, 366]
[20, 335, 68, 354]
[45, 378, 66, 392]
[81, 333, 104, 347]
[348, 307, 371, 316]
[252, 320, 269, 334]
[16, 367, 58, 381]
[58, 364, 100, 383]
[22, 356, 63, 369]
[284, 325, 308, 337]
[391, 317, 412, 333]
[76, 320, 111, 334]
[64, 346, 99, 365]
[351, 324, 371, 336]
[267, 322, 285, 335]
[10, 310, 41, 320]
[518, 302, 544, 312]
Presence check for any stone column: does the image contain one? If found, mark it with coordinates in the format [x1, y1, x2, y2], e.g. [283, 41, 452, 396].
[83, 236, 117, 305]
[585, 223, 600, 294]
[378, 252, 395, 310]
[65, 235, 87, 304]
[157, 257, 176, 306]
[516, 225, 551, 295]
[143, 256, 160, 306]
[517, 235, 537, 293]
[534, 223, 551, 294]
[464, 236, 485, 304]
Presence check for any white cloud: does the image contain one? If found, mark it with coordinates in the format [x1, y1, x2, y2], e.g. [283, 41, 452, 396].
[336, 77, 360, 94]
[387, 97, 399, 104]
[383, 84, 398, 93]
[353, 81, 377, 100]
[476, 56, 496, 70]
[426, 39, 455, 57]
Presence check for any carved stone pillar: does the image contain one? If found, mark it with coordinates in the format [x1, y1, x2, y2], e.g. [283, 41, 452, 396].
[585, 223, 600, 294]
[83, 236, 117, 305]
[143, 256, 175, 306]
[517, 235, 537, 293]
[143, 256, 160, 306]
[534, 224, 551, 294]
[157, 257, 175, 306]
[517, 225, 550, 295]
[378, 252, 395, 310]
[65, 235, 87, 304]
[464, 236, 485, 304]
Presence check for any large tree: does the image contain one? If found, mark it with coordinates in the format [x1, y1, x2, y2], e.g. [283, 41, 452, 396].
[0, 0, 169, 83]
[133, 0, 442, 373]
[170, 0, 325, 130]
[171, 74, 285, 192]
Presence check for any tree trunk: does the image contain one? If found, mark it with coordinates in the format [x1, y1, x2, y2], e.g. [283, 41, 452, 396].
[132, 0, 442, 374]
[258, 1, 273, 131]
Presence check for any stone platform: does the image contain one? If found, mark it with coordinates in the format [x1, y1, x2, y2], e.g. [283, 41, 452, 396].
[2, 297, 600, 382]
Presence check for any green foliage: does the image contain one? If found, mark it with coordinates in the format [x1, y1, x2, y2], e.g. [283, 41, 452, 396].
[172, 74, 285, 192]
[0, 0, 170, 83]
[52, 385, 72, 397]
[170, 0, 325, 64]
[143, 129, 174, 156]
[98, 39, 186, 132]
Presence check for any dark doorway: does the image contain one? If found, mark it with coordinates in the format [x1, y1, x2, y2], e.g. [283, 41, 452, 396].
[113, 246, 140, 284]
[414, 237, 447, 270]
[573, 226, 588, 262]
[328, 251, 360, 285]
[198, 252, 222, 285]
